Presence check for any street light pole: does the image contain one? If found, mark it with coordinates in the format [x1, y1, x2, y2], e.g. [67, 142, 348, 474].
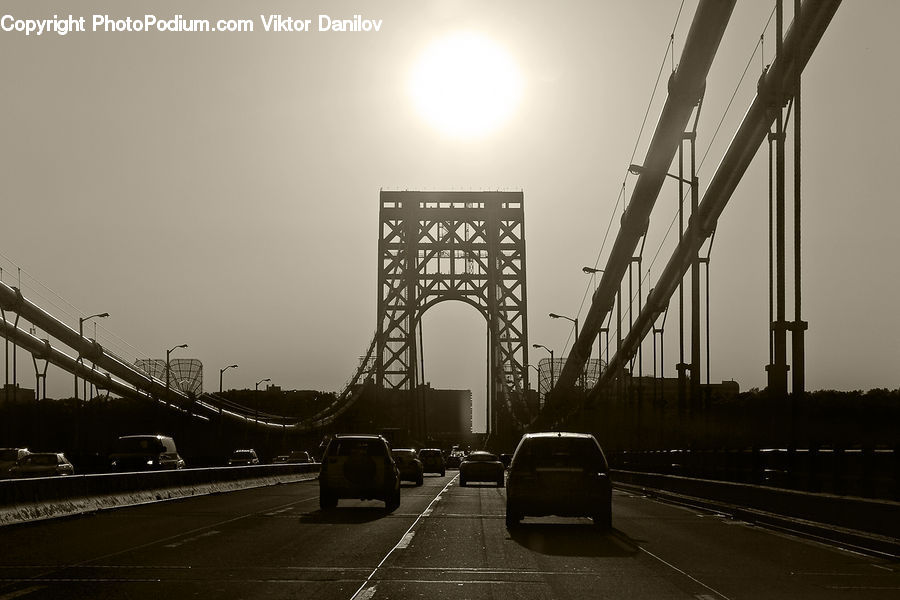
[532, 344, 554, 404]
[583, 267, 605, 366]
[166, 344, 188, 406]
[255, 378, 271, 429]
[76, 312, 109, 400]
[549, 313, 584, 390]
[527, 364, 540, 391]
[219, 364, 238, 393]
[630, 162, 702, 410]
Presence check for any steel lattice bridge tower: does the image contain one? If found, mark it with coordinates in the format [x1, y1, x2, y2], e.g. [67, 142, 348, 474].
[376, 191, 530, 434]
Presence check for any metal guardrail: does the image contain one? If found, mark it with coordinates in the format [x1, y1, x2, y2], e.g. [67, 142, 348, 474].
[613, 468, 900, 558]
[611, 447, 899, 501]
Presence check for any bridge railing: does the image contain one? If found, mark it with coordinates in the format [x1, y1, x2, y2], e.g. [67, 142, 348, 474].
[610, 446, 899, 501]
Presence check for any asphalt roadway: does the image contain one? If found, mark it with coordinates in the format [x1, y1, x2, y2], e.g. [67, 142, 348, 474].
[0, 473, 896, 599]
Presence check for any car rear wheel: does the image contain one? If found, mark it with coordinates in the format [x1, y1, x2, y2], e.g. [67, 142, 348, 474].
[505, 505, 521, 529]
[459, 476, 467, 487]
[497, 476, 504, 488]
[385, 487, 401, 512]
[440, 469, 445, 477]
[593, 508, 612, 530]
[416, 473, 423, 486]
[319, 490, 337, 510]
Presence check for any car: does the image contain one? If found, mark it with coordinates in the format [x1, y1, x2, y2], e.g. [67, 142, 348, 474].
[417, 448, 446, 476]
[392, 448, 424, 486]
[0, 448, 30, 478]
[458, 451, 505, 487]
[109, 435, 185, 471]
[228, 449, 259, 466]
[446, 449, 466, 469]
[318, 434, 400, 511]
[505, 432, 612, 530]
[10, 452, 74, 477]
[286, 450, 312, 463]
[272, 455, 289, 463]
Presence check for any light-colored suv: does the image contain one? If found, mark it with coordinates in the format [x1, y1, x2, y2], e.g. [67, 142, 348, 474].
[505, 432, 612, 529]
[319, 434, 400, 511]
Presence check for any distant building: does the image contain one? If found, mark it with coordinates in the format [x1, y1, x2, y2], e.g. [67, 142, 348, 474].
[421, 386, 473, 439]
[0, 383, 35, 404]
[624, 375, 740, 403]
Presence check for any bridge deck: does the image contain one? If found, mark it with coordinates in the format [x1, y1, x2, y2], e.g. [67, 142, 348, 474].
[0, 475, 895, 599]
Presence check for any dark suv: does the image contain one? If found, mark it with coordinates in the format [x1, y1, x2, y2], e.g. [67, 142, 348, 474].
[109, 435, 185, 471]
[417, 448, 446, 477]
[505, 432, 612, 529]
[318, 434, 401, 511]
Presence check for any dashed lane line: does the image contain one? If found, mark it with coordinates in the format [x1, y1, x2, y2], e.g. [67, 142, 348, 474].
[0, 586, 45, 600]
[4, 493, 320, 591]
[349, 475, 458, 600]
[638, 545, 733, 600]
[163, 529, 221, 548]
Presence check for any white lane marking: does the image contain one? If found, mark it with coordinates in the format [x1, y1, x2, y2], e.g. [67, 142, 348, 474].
[355, 585, 377, 600]
[0, 586, 45, 600]
[163, 530, 220, 548]
[0, 578, 160, 584]
[348, 475, 458, 600]
[825, 586, 900, 591]
[0, 565, 193, 571]
[639, 547, 732, 600]
[396, 532, 415, 549]
[264, 507, 296, 516]
[0, 492, 323, 593]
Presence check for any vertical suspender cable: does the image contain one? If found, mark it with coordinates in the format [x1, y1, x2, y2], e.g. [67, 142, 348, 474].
[792, 0, 806, 399]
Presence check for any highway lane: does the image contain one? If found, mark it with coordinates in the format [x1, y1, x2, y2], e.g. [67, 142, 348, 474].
[0, 473, 896, 599]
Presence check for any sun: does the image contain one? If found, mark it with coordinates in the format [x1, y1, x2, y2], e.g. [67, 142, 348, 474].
[409, 32, 523, 139]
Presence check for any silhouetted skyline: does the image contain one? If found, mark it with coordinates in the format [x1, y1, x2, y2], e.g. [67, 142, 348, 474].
[2, 1, 898, 431]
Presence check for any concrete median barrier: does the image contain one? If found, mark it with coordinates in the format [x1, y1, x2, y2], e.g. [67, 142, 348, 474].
[0, 463, 319, 527]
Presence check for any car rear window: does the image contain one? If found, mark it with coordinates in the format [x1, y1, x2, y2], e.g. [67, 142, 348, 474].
[419, 449, 440, 458]
[515, 437, 608, 472]
[30, 455, 58, 465]
[467, 452, 498, 462]
[233, 451, 255, 459]
[116, 438, 165, 453]
[331, 439, 386, 457]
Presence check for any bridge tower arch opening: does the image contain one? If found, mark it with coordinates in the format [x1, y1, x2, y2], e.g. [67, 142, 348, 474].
[375, 191, 530, 441]
[417, 298, 488, 435]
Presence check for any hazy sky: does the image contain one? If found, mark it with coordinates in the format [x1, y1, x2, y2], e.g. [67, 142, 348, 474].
[2, 1, 898, 431]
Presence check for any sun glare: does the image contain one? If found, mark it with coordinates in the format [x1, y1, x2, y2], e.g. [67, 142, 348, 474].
[410, 32, 523, 139]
